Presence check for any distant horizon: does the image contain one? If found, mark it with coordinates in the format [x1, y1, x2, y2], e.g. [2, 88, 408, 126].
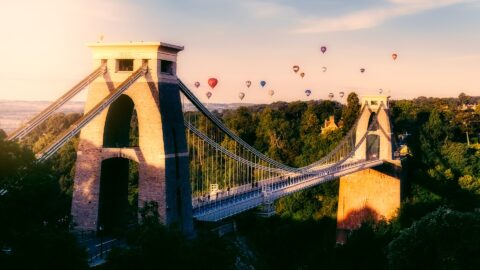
[0, 92, 477, 104]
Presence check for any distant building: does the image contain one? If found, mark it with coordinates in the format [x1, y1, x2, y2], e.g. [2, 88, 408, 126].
[399, 145, 410, 156]
[459, 103, 478, 111]
[321, 115, 338, 134]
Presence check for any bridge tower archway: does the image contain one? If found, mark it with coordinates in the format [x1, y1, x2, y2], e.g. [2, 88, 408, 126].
[98, 157, 138, 233]
[354, 96, 393, 161]
[71, 42, 193, 235]
[103, 94, 137, 148]
[337, 95, 400, 243]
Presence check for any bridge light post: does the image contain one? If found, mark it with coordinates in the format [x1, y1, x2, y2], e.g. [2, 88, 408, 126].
[98, 225, 104, 259]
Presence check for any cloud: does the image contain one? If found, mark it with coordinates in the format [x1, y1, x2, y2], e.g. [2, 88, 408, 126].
[295, 0, 473, 33]
[240, 0, 295, 18]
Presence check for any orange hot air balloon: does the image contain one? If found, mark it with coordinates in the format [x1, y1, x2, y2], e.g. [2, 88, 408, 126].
[208, 78, 218, 89]
[392, 53, 398, 60]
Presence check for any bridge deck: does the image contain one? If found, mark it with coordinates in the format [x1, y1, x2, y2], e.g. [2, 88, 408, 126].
[192, 159, 383, 222]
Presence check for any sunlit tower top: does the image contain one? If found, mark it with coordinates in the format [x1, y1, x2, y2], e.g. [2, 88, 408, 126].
[360, 95, 390, 110]
[87, 41, 184, 84]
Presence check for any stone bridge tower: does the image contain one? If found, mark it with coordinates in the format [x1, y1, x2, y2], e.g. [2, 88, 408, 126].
[71, 42, 193, 235]
[337, 95, 401, 243]
[354, 95, 393, 161]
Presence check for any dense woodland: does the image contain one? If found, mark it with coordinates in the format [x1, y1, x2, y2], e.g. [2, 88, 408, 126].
[0, 93, 479, 269]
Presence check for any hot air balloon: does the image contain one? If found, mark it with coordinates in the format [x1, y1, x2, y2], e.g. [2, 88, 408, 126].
[260, 81, 266, 87]
[208, 78, 218, 89]
[305, 89, 312, 97]
[328, 93, 334, 99]
[339, 91, 345, 98]
[246, 80, 252, 88]
[206, 91, 212, 99]
[293, 65, 300, 73]
[238, 92, 245, 100]
[378, 89, 383, 94]
[268, 89, 275, 96]
[322, 67, 327, 72]
[392, 53, 398, 60]
[321, 46, 327, 54]
[194, 81, 200, 88]
[360, 68, 365, 73]
[300, 72, 305, 78]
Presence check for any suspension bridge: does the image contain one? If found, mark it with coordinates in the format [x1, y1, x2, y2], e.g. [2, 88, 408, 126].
[6, 42, 400, 236]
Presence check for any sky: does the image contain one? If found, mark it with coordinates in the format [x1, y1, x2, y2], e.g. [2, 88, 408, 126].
[0, 0, 479, 103]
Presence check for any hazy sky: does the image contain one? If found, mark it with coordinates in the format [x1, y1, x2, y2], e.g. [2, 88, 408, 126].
[0, 0, 479, 103]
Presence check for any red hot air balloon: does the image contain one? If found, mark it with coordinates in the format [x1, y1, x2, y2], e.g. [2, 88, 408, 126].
[293, 65, 300, 73]
[208, 78, 218, 89]
[206, 91, 212, 99]
[392, 53, 398, 60]
[321, 46, 327, 54]
[194, 81, 200, 88]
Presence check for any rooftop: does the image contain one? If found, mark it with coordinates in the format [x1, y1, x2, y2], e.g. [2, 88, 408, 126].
[87, 41, 184, 52]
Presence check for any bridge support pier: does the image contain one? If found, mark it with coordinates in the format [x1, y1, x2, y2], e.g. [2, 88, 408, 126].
[256, 202, 276, 218]
[336, 161, 401, 243]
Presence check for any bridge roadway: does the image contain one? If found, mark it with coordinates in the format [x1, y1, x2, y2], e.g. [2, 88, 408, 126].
[192, 158, 383, 222]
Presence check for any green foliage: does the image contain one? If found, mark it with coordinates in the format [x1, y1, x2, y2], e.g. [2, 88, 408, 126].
[0, 129, 6, 140]
[276, 181, 339, 220]
[335, 220, 397, 270]
[0, 138, 87, 270]
[237, 214, 337, 270]
[341, 92, 360, 130]
[387, 208, 480, 270]
[104, 203, 236, 270]
[21, 112, 81, 195]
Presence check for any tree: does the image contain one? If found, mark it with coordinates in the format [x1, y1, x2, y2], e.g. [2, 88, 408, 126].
[0, 139, 87, 270]
[458, 92, 469, 105]
[341, 92, 360, 131]
[0, 129, 6, 140]
[387, 208, 480, 270]
[105, 203, 236, 270]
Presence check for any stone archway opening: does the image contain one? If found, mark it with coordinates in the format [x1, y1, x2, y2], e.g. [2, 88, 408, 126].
[366, 134, 380, 160]
[103, 94, 139, 147]
[367, 112, 378, 131]
[98, 157, 139, 234]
